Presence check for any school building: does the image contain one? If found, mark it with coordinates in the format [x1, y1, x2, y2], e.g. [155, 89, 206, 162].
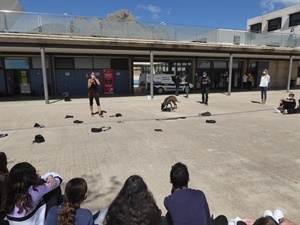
[0, 2, 299, 102]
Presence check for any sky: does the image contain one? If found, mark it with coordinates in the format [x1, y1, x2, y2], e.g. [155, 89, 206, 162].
[18, 0, 300, 30]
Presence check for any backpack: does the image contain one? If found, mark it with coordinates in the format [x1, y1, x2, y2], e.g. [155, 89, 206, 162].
[34, 134, 45, 143]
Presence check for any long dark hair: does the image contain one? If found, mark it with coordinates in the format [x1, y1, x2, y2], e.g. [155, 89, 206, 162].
[0, 152, 9, 216]
[59, 178, 87, 225]
[2, 162, 44, 214]
[104, 175, 161, 225]
[253, 217, 278, 225]
[0, 152, 8, 175]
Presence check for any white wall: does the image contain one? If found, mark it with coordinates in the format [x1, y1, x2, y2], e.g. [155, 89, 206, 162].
[247, 4, 300, 34]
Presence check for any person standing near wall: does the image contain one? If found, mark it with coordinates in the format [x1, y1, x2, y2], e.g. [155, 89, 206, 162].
[87, 72, 103, 117]
[259, 69, 270, 104]
[184, 75, 189, 98]
[199, 72, 211, 105]
[247, 73, 254, 91]
[174, 74, 181, 96]
[242, 73, 248, 90]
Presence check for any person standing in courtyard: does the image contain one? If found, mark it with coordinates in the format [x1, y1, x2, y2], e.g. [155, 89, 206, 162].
[242, 73, 248, 90]
[164, 162, 211, 225]
[174, 74, 181, 96]
[259, 69, 270, 104]
[247, 73, 254, 91]
[199, 72, 211, 105]
[88, 72, 103, 117]
[184, 75, 189, 98]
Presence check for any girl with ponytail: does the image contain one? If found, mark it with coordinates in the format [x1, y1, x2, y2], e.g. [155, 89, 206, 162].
[45, 178, 95, 225]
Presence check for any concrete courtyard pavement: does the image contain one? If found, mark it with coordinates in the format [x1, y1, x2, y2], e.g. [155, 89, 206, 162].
[0, 90, 299, 224]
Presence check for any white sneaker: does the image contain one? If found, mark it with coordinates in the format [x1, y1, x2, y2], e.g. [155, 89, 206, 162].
[273, 209, 284, 224]
[263, 209, 273, 218]
[283, 109, 288, 115]
[229, 217, 241, 225]
[274, 108, 281, 113]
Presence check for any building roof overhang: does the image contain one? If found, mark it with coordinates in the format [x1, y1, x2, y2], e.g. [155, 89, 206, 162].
[0, 33, 299, 60]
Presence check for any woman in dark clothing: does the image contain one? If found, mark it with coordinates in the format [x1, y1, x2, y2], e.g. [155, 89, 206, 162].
[87, 72, 103, 117]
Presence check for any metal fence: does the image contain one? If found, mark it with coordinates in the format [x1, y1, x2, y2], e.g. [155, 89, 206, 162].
[0, 10, 299, 47]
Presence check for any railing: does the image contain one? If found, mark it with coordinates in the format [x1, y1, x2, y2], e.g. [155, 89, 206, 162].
[0, 10, 299, 48]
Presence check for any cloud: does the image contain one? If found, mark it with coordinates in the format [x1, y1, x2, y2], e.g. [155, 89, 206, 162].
[137, 4, 161, 13]
[137, 4, 161, 20]
[260, 0, 299, 12]
[167, 8, 172, 15]
[152, 14, 159, 19]
[135, 15, 144, 21]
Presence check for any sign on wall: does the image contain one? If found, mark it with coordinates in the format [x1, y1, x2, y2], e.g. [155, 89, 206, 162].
[103, 69, 114, 94]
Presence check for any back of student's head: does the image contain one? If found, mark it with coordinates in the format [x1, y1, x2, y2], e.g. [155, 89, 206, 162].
[170, 162, 189, 189]
[105, 175, 161, 225]
[59, 178, 88, 225]
[120, 175, 148, 197]
[0, 152, 8, 174]
[253, 217, 278, 225]
[4, 162, 43, 214]
[9, 162, 39, 187]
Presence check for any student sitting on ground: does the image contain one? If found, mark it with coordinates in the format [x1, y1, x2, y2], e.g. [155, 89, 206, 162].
[0, 152, 9, 225]
[275, 93, 296, 113]
[164, 162, 210, 225]
[104, 175, 161, 225]
[45, 177, 98, 225]
[252, 216, 295, 225]
[1, 162, 63, 225]
[283, 99, 300, 115]
[229, 209, 295, 225]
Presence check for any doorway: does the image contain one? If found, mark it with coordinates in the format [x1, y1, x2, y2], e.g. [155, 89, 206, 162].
[5, 70, 31, 95]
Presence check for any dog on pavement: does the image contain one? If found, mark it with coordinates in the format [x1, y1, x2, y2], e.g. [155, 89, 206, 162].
[161, 95, 180, 111]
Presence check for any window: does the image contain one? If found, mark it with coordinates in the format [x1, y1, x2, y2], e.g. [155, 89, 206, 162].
[5, 58, 29, 69]
[268, 17, 282, 31]
[197, 61, 210, 69]
[212, 61, 227, 69]
[54, 57, 74, 69]
[289, 12, 300, 27]
[250, 23, 262, 33]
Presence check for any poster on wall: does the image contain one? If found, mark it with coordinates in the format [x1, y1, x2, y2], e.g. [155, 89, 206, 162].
[103, 69, 114, 94]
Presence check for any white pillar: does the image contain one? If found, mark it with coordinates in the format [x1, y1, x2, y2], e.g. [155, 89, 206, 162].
[150, 50, 154, 99]
[228, 53, 233, 95]
[287, 55, 293, 92]
[40, 47, 49, 104]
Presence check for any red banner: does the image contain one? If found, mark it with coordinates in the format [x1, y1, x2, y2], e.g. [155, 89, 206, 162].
[103, 69, 114, 94]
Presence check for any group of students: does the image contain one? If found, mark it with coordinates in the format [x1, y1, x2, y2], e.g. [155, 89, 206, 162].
[0, 153, 296, 225]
